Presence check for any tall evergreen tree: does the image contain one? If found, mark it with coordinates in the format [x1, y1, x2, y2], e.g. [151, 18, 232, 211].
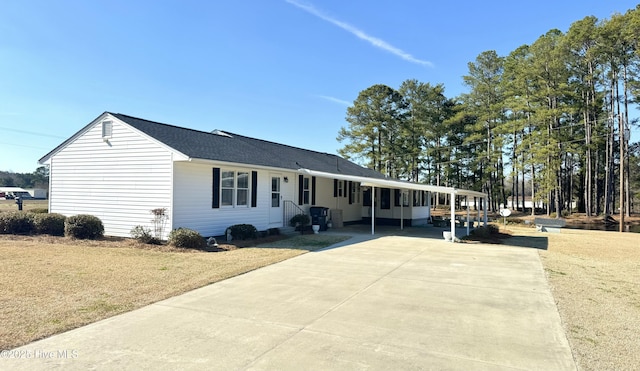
[461, 50, 506, 211]
[338, 84, 408, 177]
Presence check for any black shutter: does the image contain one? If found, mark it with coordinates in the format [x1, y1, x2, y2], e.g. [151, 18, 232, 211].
[251, 171, 258, 208]
[311, 176, 316, 205]
[394, 189, 401, 207]
[348, 181, 353, 204]
[298, 175, 304, 205]
[212, 168, 220, 208]
[334, 179, 338, 197]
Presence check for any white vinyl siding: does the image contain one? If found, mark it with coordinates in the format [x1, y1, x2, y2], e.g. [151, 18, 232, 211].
[173, 162, 270, 236]
[48, 117, 173, 239]
[312, 177, 363, 223]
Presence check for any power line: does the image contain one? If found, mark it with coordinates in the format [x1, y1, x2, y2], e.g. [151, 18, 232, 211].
[0, 126, 66, 139]
[0, 141, 49, 150]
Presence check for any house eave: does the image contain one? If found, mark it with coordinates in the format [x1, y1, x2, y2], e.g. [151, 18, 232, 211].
[184, 157, 303, 173]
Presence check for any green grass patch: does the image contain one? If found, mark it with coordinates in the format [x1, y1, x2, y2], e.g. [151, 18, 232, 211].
[258, 234, 351, 249]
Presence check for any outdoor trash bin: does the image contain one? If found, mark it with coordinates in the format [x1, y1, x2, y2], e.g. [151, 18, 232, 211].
[309, 206, 330, 231]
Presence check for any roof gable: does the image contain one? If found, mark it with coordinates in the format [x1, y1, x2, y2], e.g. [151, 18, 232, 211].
[38, 112, 188, 164]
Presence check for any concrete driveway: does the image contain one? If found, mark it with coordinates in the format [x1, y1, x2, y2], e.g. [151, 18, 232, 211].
[2, 234, 576, 370]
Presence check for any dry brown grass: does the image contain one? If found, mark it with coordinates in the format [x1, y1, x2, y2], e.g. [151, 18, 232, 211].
[508, 227, 640, 371]
[0, 234, 349, 350]
[0, 199, 48, 212]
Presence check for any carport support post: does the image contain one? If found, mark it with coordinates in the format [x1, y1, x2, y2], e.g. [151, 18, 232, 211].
[476, 197, 481, 228]
[483, 197, 488, 227]
[450, 192, 455, 242]
[400, 189, 404, 231]
[466, 197, 470, 236]
[371, 186, 375, 235]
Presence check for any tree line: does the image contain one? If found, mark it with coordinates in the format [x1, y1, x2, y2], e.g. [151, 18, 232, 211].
[0, 167, 49, 189]
[338, 6, 640, 217]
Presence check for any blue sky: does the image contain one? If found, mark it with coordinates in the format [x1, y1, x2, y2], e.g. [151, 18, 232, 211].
[1, 0, 638, 173]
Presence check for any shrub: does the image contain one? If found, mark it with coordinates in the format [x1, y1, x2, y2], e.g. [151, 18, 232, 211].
[0, 212, 35, 234]
[469, 224, 499, 238]
[65, 214, 104, 239]
[168, 228, 205, 249]
[228, 224, 258, 240]
[506, 218, 526, 225]
[30, 208, 49, 214]
[33, 213, 66, 236]
[289, 214, 310, 228]
[130, 225, 159, 244]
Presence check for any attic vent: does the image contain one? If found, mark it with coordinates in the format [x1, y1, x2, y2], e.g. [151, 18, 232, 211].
[102, 120, 113, 139]
[211, 129, 232, 138]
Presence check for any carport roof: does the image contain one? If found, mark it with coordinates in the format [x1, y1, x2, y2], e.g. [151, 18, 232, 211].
[298, 169, 487, 199]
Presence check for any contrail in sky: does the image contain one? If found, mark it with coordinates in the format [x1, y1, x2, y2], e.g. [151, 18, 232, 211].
[285, 0, 433, 67]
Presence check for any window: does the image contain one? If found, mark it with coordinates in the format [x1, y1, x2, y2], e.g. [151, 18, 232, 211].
[303, 177, 310, 205]
[381, 188, 391, 209]
[237, 172, 249, 206]
[102, 120, 113, 139]
[351, 182, 361, 204]
[221, 170, 250, 207]
[221, 171, 235, 206]
[338, 180, 344, 197]
[413, 190, 422, 207]
[402, 190, 409, 207]
[271, 176, 280, 207]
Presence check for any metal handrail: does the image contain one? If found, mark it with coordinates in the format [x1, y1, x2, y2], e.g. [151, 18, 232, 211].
[283, 200, 306, 226]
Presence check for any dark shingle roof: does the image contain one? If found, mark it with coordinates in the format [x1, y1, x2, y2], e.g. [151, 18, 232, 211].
[112, 113, 386, 179]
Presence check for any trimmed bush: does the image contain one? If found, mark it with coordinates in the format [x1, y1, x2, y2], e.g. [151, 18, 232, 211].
[65, 214, 104, 239]
[168, 228, 205, 249]
[33, 213, 66, 236]
[0, 212, 35, 234]
[469, 224, 499, 238]
[130, 225, 160, 244]
[289, 214, 310, 228]
[228, 224, 258, 240]
[30, 208, 49, 214]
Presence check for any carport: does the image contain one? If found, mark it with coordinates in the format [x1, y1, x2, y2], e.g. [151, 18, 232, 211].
[298, 169, 488, 240]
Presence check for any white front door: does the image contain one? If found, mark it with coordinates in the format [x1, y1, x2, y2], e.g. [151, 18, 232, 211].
[269, 174, 283, 225]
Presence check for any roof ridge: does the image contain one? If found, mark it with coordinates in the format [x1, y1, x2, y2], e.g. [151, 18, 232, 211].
[111, 112, 219, 137]
[112, 113, 336, 157]
[223, 131, 338, 158]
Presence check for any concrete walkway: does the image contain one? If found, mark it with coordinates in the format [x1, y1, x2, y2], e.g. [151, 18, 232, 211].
[3, 234, 576, 370]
